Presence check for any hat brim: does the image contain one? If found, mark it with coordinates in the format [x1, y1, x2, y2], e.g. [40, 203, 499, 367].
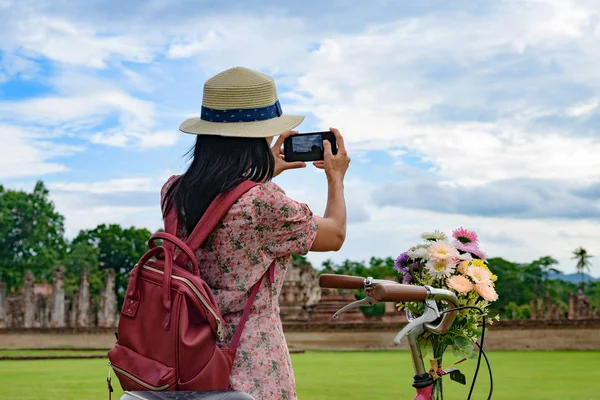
[179, 114, 305, 138]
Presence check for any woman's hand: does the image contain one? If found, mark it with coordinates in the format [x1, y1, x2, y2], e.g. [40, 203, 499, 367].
[314, 128, 350, 183]
[272, 131, 306, 178]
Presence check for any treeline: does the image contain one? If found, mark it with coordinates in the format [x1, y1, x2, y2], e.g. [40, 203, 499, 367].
[1, 181, 598, 318]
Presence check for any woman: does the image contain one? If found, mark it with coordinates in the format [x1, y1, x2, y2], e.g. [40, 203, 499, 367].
[161, 67, 350, 399]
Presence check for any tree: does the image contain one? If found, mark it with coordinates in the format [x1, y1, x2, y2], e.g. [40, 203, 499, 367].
[73, 224, 151, 308]
[63, 241, 102, 298]
[524, 256, 560, 297]
[487, 256, 575, 318]
[572, 247, 593, 286]
[585, 281, 600, 312]
[0, 182, 66, 292]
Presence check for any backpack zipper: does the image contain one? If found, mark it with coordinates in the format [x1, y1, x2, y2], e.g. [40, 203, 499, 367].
[110, 363, 170, 391]
[142, 265, 225, 341]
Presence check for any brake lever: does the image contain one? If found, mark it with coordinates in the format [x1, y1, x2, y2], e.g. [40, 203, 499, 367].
[393, 299, 441, 345]
[330, 276, 400, 320]
[333, 295, 377, 319]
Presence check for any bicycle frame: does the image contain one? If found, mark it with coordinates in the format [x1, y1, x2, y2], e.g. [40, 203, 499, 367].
[404, 288, 460, 400]
[321, 275, 459, 400]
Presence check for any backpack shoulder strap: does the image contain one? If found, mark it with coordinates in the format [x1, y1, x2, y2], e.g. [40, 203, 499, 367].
[161, 176, 182, 254]
[173, 180, 259, 266]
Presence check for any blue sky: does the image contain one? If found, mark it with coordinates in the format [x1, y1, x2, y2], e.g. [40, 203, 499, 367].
[1, 0, 600, 276]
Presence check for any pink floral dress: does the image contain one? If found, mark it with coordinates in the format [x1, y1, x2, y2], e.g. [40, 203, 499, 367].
[161, 176, 318, 400]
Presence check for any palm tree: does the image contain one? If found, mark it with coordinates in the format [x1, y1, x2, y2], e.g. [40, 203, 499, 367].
[572, 247, 593, 286]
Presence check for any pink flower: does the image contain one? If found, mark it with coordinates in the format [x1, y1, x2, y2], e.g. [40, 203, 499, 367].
[452, 227, 479, 245]
[467, 266, 492, 285]
[448, 275, 474, 293]
[455, 241, 487, 261]
[428, 241, 459, 261]
[475, 282, 499, 301]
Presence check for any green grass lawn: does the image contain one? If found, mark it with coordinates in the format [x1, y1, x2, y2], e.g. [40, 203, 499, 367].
[0, 350, 598, 399]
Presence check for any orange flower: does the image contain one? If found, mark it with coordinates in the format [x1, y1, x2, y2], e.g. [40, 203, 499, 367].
[448, 275, 474, 293]
[466, 266, 492, 285]
[475, 282, 498, 301]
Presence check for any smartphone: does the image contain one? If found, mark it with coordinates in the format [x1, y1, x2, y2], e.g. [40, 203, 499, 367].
[283, 131, 337, 162]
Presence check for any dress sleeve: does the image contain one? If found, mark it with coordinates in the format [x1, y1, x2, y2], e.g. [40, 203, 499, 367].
[254, 182, 318, 259]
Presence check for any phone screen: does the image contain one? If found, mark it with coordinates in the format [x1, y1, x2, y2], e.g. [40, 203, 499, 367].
[284, 132, 337, 162]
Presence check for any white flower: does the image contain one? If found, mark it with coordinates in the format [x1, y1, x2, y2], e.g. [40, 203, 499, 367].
[425, 258, 457, 279]
[458, 252, 473, 261]
[420, 230, 448, 242]
[408, 245, 430, 260]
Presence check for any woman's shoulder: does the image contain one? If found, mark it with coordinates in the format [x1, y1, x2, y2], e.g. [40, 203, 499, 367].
[247, 181, 286, 198]
[160, 175, 181, 198]
[243, 181, 297, 210]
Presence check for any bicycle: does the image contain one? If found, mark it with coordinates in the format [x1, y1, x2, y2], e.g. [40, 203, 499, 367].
[119, 274, 492, 400]
[318, 274, 492, 400]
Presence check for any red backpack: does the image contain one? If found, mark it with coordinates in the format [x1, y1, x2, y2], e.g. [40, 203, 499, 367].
[108, 180, 274, 393]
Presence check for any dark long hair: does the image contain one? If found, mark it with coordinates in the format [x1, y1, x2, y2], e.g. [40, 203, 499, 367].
[162, 135, 274, 234]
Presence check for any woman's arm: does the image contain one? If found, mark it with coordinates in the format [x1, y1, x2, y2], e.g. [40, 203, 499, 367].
[310, 128, 351, 252]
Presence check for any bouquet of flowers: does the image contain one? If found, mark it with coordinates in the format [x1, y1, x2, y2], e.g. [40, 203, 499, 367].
[394, 228, 499, 399]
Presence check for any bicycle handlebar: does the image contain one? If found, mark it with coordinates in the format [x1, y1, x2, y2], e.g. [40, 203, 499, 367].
[319, 274, 365, 289]
[372, 284, 429, 302]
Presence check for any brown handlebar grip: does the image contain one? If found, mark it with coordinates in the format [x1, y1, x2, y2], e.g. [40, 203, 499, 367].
[372, 284, 428, 302]
[319, 274, 365, 289]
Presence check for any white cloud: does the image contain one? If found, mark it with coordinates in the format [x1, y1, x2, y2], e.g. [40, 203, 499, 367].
[0, 76, 180, 148]
[163, 15, 314, 75]
[566, 98, 600, 117]
[137, 130, 179, 148]
[89, 130, 179, 148]
[90, 132, 129, 147]
[1, 14, 157, 68]
[0, 125, 81, 179]
[57, 204, 160, 237]
[167, 31, 220, 59]
[290, 1, 600, 187]
[50, 176, 168, 194]
[0, 53, 39, 83]
[0, 88, 155, 127]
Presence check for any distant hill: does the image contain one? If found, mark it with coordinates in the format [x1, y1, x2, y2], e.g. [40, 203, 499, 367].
[548, 271, 599, 284]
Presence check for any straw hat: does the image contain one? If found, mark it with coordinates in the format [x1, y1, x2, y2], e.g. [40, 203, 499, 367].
[179, 67, 304, 138]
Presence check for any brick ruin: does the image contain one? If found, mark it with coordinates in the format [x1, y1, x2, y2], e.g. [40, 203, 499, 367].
[1, 260, 597, 329]
[0, 267, 118, 329]
[528, 287, 599, 321]
[0, 259, 367, 328]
